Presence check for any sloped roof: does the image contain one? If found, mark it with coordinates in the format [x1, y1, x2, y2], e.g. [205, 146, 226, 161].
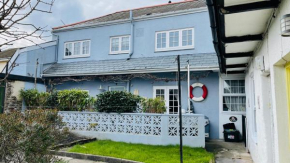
[53, 0, 206, 30]
[0, 48, 17, 59]
[43, 53, 218, 77]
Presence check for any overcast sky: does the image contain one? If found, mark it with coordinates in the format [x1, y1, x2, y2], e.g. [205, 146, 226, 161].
[10, 0, 185, 49]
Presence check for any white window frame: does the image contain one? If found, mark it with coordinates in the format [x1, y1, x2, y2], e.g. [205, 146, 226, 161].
[153, 86, 179, 114]
[155, 28, 194, 52]
[64, 40, 91, 59]
[221, 78, 246, 114]
[109, 86, 126, 91]
[109, 35, 130, 54]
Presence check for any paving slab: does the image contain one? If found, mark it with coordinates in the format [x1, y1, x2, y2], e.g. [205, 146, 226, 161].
[58, 156, 106, 163]
[206, 141, 253, 163]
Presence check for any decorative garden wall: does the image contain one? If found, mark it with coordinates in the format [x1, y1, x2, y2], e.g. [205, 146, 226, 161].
[59, 112, 205, 147]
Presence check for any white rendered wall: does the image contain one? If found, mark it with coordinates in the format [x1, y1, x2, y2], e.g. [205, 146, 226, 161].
[245, 0, 290, 162]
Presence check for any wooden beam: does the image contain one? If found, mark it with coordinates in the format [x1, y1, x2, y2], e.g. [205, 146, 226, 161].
[221, 0, 280, 14]
[226, 71, 245, 74]
[222, 34, 263, 43]
[224, 52, 254, 58]
[226, 64, 248, 69]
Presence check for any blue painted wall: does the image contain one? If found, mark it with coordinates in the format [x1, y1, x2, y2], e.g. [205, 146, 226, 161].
[54, 71, 220, 139]
[54, 11, 215, 63]
[11, 45, 56, 78]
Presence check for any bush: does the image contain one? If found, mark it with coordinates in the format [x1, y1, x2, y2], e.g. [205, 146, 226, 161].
[20, 89, 50, 109]
[0, 109, 68, 163]
[95, 91, 142, 113]
[57, 89, 95, 111]
[20, 89, 95, 111]
[141, 97, 166, 113]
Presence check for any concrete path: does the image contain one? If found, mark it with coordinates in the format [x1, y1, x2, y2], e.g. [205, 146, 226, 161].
[58, 156, 106, 163]
[206, 141, 253, 163]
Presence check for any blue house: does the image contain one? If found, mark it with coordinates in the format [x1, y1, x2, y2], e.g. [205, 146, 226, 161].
[7, 0, 227, 140]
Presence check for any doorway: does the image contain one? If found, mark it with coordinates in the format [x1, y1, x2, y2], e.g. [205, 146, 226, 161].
[153, 86, 179, 114]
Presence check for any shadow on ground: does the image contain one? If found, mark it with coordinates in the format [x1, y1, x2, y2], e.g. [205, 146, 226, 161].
[206, 141, 253, 163]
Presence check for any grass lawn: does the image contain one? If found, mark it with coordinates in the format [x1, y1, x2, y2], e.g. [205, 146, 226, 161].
[68, 140, 214, 163]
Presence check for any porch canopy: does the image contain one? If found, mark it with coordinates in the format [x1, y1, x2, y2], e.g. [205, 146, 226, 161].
[42, 53, 218, 77]
[206, 0, 281, 74]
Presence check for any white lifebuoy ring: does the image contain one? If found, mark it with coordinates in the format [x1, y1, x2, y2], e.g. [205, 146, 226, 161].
[190, 83, 208, 102]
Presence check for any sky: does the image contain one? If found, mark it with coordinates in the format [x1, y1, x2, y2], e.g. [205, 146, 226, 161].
[8, 0, 185, 49]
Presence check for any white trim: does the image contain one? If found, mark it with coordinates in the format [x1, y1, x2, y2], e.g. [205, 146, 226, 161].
[155, 28, 194, 52]
[109, 35, 130, 55]
[153, 86, 179, 114]
[52, 7, 208, 33]
[64, 40, 91, 59]
[42, 67, 220, 77]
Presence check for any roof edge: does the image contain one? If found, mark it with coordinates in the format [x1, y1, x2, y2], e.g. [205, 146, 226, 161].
[53, 0, 197, 30]
[52, 7, 207, 33]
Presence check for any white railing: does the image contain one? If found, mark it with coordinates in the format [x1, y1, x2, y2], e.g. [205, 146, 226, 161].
[59, 112, 205, 147]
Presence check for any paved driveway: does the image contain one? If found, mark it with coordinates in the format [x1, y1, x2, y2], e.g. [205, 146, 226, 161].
[206, 141, 253, 163]
[58, 156, 106, 163]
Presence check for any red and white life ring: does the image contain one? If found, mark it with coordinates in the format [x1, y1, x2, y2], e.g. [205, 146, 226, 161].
[190, 83, 208, 102]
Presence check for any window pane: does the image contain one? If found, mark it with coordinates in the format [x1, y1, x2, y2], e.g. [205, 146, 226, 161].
[169, 31, 179, 47]
[111, 38, 119, 52]
[74, 42, 81, 55]
[110, 86, 125, 91]
[121, 37, 129, 51]
[224, 80, 231, 93]
[65, 43, 72, 56]
[182, 29, 193, 46]
[82, 41, 90, 55]
[157, 33, 166, 49]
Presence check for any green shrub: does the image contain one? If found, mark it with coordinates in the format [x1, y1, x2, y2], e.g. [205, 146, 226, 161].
[20, 89, 95, 111]
[0, 109, 68, 163]
[20, 89, 50, 109]
[57, 89, 95, 111]
[141, 97, 166, 113]
[95, 91, 142, 113]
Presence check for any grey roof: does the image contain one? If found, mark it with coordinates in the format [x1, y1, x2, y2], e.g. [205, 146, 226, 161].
[53, 0, 206, 30]
[0, 48, 17, 59]
[43, 53, 218, 77]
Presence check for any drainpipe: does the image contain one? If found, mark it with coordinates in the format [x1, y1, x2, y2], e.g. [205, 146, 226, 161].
[52, 33, 59, 63]
[127, 10, 134, 60]
[127, 80, 131, 93]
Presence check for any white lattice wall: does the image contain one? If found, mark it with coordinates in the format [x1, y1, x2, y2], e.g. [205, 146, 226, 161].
[59, 112, 205, 147]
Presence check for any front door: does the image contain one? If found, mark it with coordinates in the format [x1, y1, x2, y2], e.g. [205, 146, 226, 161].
[153, 86, 179, 114]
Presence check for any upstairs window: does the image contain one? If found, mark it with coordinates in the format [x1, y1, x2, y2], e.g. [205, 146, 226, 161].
[155, 28, 194, 52]
[64, 40, 90, 58]
[110, 35, 130, 54]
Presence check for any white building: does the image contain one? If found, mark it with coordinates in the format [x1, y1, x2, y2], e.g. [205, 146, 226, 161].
[206, 0, 290, 162]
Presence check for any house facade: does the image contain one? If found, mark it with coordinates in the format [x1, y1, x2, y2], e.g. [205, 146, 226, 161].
[6, 0, 248, 142]
[207, 0, 290, 162]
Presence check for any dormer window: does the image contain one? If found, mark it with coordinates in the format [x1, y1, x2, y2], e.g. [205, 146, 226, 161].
[155, 28, 194, 52]
[110, 35, 130, 54]
[64, 40, 90, 58]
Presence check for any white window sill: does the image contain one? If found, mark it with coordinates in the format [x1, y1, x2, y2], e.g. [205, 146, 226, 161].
[155, 46, 194, 52]
[109, 51, 129, 55]
[64, 54, 90, 59]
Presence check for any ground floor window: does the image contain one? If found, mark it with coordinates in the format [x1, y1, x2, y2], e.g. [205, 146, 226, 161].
[153, 86, 179, 114]
[222, 80, 246, 112]
[109, 86, 126, 92]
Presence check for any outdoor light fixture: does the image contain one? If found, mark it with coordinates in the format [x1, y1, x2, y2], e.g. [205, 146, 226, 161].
[281, 14, 290, 37]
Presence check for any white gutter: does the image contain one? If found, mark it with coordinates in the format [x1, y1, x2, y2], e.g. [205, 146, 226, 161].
[42, 67, 219, 77]
[52, 7, 208, 33]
